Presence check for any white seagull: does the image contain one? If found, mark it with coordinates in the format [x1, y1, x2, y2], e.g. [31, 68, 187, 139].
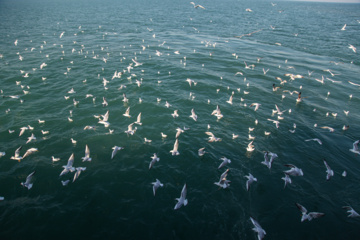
[111, 146, 124, 159]
[152, 179, 164, 196]
[134, 112, 142, 125]
[174, 184, 188, 210]
[218, 157, 231, 169]
[284, 164, 303, 176]
[170, 139, 180, 156]
[305, 138, 322, 145]
[214, 169, 231, 189]
[295, 203, 325, 222]
[323, 159, 334, 180]
[250, 217, 266, 240]
[125, 123, 137, 136]
[205, 132, 221, 142]
[343, 206, 360, 218]
[245, 173, 257, 191]
[21, 170, 36, 190]
[60, 153, 75, 176]
[81, 145, 92, 162]
[149, 153, 160, 169]
[189, 108, 198, 121]
[349, 140, 360, 154]
[11, 146, 23, 162]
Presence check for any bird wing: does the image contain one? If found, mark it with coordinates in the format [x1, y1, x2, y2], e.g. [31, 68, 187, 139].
[205, 132, 214, 137]
[181, 184, 187, 199]
[295, 203, 308, 214]
[67, 153, 74, 167]
[26, 171, 36, 183]
[14, 146, 23, 158]
[85, 145, 90, 158]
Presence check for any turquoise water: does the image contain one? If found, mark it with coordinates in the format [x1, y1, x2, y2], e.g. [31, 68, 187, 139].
[1, 0, 360, 239]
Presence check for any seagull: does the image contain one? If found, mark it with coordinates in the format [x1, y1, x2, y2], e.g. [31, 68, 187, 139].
[186, 78, 197, 87]
[189, 108, 198, 121]
[102, 97, 108, 107]
[81, 145, 91, 162]
[205, 132, 221, 142]
[275, 104, 287, 115]
[21, 171, 36, 190]
[11, 146, 23, 162]
[170, 139, 180, 156]
[247, 141, 255, 152]
[190, 2, 205, 9]
[214, 169, 231, 189]
[52, 156, 61, 162]
[349, 140, 360, 154]
[198, 147, 206, 156]
[132, 58, 143, 66]
[341, 24, 347, 31]
[226, 94, 233, 105]
[323, 160, 334, 181]
[250, 217, 266, 240]
[149, 153, 160, 169]
[249, 103, 261, 111]
[281, 174, 292, 188]
[218, 157, 231, 169]
[134, 112, 142, 125]
[70, 138, 77, 144]
[111, 146, 124, 159]
[19, 126, 28, 137]
[320, 126, 335, 132]
[211, 105, 223, 119]
[125, 123, 137, 136]
[122, 93, 129, 103]
[284, 164, 303, 176]
[343, 206, 360, 218]
[305, 138, 322, 145]
[144, 138, 152, 143]
[161, 132, 167, 138]
[267, 119, 280, 128]
[22, 148, 38, 159]
[261, 152, 278, 169]
[152, 179, 164, 196]
[0, 152, 5, 158]
[272, 84, 281, 91]
[174, 183, 188, 210]
[172, 110, 179, 118]
[60, 153, 75, 176]
[175, 128, 184, 138]
[123, 107, 131, 118]
[245, 173, 257, 191]
[61, 180, 70, 186]
[295, 203, 325, 222]
[165, 101, 171, 108]
[73, 167, 86, 182]
[348, 44, 356, 53]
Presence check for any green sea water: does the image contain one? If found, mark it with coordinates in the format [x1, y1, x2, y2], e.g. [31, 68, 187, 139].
[0, 0, 360, 239]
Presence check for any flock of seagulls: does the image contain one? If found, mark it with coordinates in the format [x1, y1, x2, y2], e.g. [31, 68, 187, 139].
[0, 1, 359, 239]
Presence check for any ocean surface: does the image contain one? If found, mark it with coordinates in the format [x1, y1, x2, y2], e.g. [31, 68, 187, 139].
[0, 0, 360, 239]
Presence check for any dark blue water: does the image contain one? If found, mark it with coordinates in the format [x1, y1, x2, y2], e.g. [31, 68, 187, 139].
[1, 0, 360, 239]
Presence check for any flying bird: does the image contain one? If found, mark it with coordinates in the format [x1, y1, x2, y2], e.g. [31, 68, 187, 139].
[21, 170, 36, 190]
[174, 184, 188, 210]
[81, 145, 92, 162]
[60, 153, 75, 176]
[295, 203, 325, 222]
[111, 146, 124, 159]
[250, 217, 266, 240]
[152, 179, 164, 196]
